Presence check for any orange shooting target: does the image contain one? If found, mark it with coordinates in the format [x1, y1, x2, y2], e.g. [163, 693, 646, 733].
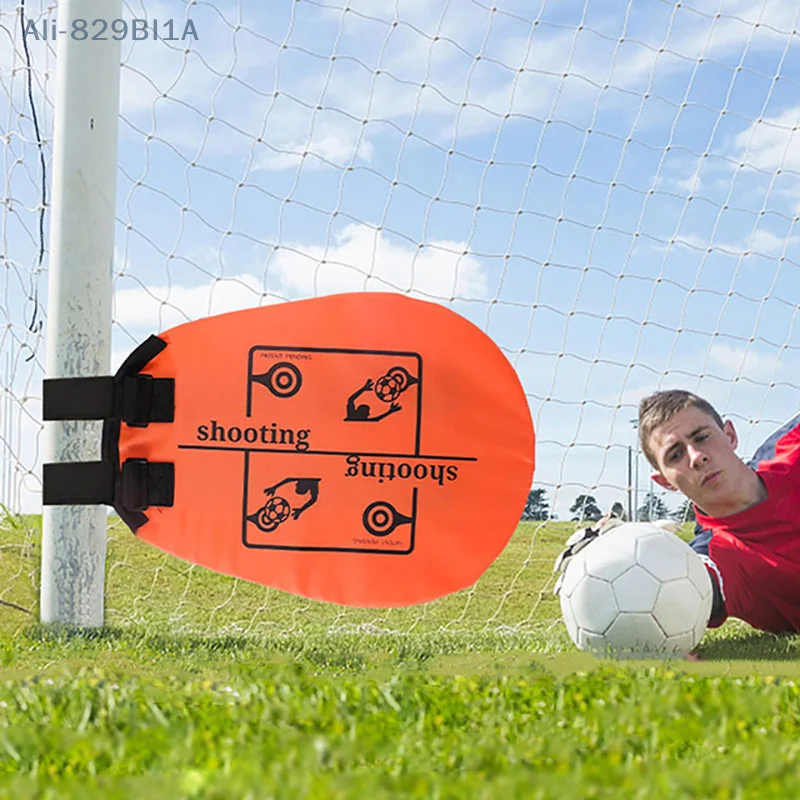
[43, 293, 535, 607]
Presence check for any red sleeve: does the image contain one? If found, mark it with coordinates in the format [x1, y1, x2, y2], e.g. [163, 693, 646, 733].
[702, 561, 728, 629]
[707, 534, 794, 633]
[764, 423, 800, 482]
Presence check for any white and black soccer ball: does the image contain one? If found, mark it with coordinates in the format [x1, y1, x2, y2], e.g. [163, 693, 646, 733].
[558, 521, 713, 658]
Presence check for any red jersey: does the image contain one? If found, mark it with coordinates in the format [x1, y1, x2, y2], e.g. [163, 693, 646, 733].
[692, 418, 800, 633]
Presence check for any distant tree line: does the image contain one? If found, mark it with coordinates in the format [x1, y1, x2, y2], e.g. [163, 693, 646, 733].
[521, 488, 696, 523]
[521, 488, 550, 520]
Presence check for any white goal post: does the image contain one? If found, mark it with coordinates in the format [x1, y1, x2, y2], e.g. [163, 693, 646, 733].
[3, 0, 800, 637]
[40, 0, 122, 626]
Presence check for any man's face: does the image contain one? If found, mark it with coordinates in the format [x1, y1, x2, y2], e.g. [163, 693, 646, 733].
[647, 406, 743, 510]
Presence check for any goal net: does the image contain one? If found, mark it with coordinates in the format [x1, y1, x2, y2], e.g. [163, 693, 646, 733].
[3, 0, 799, 646]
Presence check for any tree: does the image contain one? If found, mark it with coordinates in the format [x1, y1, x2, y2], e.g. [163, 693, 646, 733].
[521, 488, 550, 521]
[570, 494, 602, 522]
[610, 501, 627, 521]
[672, 498, 696, 524]
[637, 491, 669, 521]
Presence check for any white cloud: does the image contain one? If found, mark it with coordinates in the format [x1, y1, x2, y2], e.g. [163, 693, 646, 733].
[674, 172, 703, 195]
[664, 228, 793, 258]
[747, 228, 790, 256]
[269, 222, 489, 300]
[119, 0, 242, 112]
[110, 221, 489, 352]
[670, 233, 709, 252]
[733, 106, 800, 174]
[683, 0, 800, 37]
[110, 221, 490, 335]
[255, 130, 375, 171]
[113, 273, 282, 331]
[104, 0, 800, 173]
[708, 343, 782, 380]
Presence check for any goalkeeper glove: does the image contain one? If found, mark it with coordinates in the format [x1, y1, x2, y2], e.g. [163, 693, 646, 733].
[553, 513, 680, 595]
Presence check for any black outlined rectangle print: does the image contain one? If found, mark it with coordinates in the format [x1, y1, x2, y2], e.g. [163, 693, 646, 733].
[241, 451, 417, 554]
[246, 346, 423, 458]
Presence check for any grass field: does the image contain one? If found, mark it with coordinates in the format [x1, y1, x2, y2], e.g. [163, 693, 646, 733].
[2, 512, 800, 797]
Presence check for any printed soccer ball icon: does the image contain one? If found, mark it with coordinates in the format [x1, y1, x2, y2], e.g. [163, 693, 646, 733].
[558, 522, 713, 658]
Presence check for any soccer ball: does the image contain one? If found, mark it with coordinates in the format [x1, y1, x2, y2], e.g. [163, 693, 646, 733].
[558, 522, 713, 658]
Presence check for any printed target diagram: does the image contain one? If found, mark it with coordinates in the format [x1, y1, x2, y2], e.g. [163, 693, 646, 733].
[241, 345, 426, 554]
[251, 361, 303, 398]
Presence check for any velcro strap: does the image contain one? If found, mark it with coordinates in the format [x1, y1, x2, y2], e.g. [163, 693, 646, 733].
[43, 458, 174, 512]
[44, 375, 174, 426]
[120, 459, 175, 511]
[43, 377, 115, 421]
[122, 375, 174, 427]
[43, 461, 115, 505]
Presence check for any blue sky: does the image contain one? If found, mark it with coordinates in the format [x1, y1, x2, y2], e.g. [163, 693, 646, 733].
[3, 0, 800, 518]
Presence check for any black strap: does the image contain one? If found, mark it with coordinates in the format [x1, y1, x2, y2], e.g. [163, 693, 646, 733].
[119, 459, 175, 511]
[43, 458, 174, 512]
[44, 374, 174, 426]
[43, 461, 115, 505]
[43, 377, 115, 421]
[121, 375, 174, 427]
[43, 336, 175, 531]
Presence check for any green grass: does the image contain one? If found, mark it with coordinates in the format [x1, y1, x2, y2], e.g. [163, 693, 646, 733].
[2, 661, 800, 798]
[2, 512, 800, 797]
[1, 513, 582, 641]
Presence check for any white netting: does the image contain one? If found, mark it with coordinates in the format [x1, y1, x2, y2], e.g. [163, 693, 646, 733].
[1, 0, 53, 629]
[3, 0, 800, 639]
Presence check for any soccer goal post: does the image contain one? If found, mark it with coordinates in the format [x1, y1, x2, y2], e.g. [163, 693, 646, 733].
[40, 0, 122, 626]
[2, 0, 799, 642]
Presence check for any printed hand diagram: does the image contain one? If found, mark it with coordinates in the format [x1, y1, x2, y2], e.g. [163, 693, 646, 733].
[247, 477, 321, 532]
[345, 366, 419, 423]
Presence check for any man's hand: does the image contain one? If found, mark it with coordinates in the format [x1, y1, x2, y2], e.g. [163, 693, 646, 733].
[552, 515, 681, 596]
[553, 512, 624, 595]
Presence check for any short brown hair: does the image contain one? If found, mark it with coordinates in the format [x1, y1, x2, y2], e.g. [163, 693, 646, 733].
[638, 390, 724, 468]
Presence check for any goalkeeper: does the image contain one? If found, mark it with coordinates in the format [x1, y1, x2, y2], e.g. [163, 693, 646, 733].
[633, 389, 800, 634]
